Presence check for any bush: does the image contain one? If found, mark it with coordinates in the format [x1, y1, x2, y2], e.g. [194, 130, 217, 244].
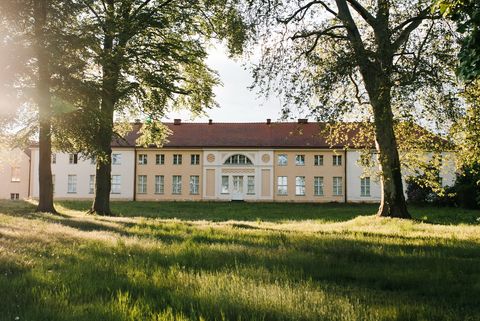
[406, 179, 455, 206]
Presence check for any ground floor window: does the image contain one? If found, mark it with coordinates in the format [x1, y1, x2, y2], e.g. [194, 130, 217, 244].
[10, 193, 19, 200]
[111, 175, 121, 194]
[333, 176, 343, 196]
[314, 176, 324, 196]
[68, 175, 77, 193]
[155, 175, 164, 194]
[247, 176, 255, 194]
[221, 176, 229, 194]
[172, 175, 182, 194]
[190, 175, 199, 195]
[89, 175, 95, 194]
[295, 176, 306, 195]
[277, 176, 288, 195]
[361, 177, 371, 197]
[137, 175, 147, 194]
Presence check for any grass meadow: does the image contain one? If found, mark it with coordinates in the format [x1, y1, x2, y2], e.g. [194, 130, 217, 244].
[0, 200, 479, 321]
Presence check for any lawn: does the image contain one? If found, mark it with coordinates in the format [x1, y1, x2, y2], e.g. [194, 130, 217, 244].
[0, 200, 479, 321]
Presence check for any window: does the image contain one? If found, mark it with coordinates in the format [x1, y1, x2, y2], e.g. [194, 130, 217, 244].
[155, 154, 165, 165]
[90, 156, 96, 165]
[190, 175, 199, 195]
[295, 176, 306, 195]
[11, 167, 20, 182]
[314, 155, 324, 166]
[333, 155, 342, 166]
[172, 175, 182, 194]
[51, 153, 56, 164]
[69, 154, 78, 164]
[89, 175, 95, 194]
[224, 154, 253, 165]
[247, 176, 255, 194]
[314, 176, 324, 196]
[111, 175, 121, 194]
[173, 154, 182, 165]
[295, 155, 305, 166]
[52, 175, 55, 194]
[277, 154, 288, 166]
[137, 175, 147, 194]
[333, 177, 343, 196]
[10, 193, 19, 200]
[361, 177, 371, 197]
[138, 154, 147, 165]
[155, 175, 164, 194]
[191, 154, 200, 165]
[221, 176, 229, 194]
[277, 176, 288, 195]
[67, 175, 77, 193]
[112, 153, 121, 165]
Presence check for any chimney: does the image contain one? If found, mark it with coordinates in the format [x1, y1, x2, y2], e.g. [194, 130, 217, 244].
[266, 118, 271, 124]
[209, 119, 213, 125]
[173, 119, 181, 125]
[298, 118, 308, 124]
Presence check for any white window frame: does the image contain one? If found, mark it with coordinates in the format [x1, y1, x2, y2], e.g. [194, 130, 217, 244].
[137, 175, 147, 194]
[89, 175, 95, 194]
[172, 175, 182, 194]
[247, 176, 255, 195]
[333, 155, 342, 166]
[221, 175, 229, 194]
[67, 175, 77, 193]
[314, 176, 324, 196]
[191, 154, 200, 165]
[10, 193, 19, 200]
[277, 154, 288, 166]
[295, 176, 306, 195]
[295, 155, 305, 166]
[333, 176, 343, 196]
[155, 154, 165, 165]
[69, 154, 78, 164]
[51, 153, 56, 164]
[360, 177, 371, 197]
[112, 153, 122, 165]
[277, 176, 288, 195]
[111, 175, 121, 194]
[314, 155, 324, 166]
[190, 175, 200, 195]
[173, 154, 182, 165]
[155, 175, 164, 194]
[138, 154, 148, 165]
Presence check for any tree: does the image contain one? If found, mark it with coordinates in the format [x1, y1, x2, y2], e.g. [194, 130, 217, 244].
[52, 0, 246, 215]
[244, 0, 460, 218]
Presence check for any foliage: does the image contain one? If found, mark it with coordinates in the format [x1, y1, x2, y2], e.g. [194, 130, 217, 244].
[406, 177, 455, 206]
[1, 200, 480, 321]
[435, 0, 480, 80]
[454, 164, 480, 209]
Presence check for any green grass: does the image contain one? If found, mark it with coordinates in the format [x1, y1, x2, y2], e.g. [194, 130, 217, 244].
[0, 200, 479, 321]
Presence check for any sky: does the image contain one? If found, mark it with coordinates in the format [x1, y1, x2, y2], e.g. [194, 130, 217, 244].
[164, 45, 286, 123]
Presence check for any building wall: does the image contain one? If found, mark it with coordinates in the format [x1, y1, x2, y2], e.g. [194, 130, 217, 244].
[346, 150, 382, 203]
[135, 149, 203, 201]
[30, 148, 135, 200]
[273, 150, 346, 202]
[0, 148, 30, 200]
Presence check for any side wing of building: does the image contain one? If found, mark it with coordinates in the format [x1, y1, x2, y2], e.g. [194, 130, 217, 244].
[0, 148, 30, 200]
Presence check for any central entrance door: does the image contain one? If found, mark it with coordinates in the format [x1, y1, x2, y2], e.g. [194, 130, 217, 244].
[232, 175, 244, 200]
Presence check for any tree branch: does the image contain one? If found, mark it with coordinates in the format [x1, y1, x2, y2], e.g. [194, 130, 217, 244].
[82, 0, 106, 32]
[291, 25, 347, 40]
[346, 0, 376, 27]
[277, 0, 337, 24]
[392, 8, 438, 51]
[335, 0, 368, 61]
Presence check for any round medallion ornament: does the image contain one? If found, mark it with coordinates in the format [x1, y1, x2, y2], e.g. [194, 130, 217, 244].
[207, 154, 215, 163]
[262, 154, 270, 163]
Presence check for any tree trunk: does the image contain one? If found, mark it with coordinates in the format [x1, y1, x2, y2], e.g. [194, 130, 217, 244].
[34, 0, 56, 214]
[370, 81, 411, 219]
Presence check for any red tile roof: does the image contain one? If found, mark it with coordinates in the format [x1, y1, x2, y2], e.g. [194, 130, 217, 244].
[122, 122, 367, 148]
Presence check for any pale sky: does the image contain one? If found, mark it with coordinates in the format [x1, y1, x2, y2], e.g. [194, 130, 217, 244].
[164, 45, 286, 123]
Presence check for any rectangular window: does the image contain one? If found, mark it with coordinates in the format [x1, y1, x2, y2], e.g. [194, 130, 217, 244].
[173, 154, 182, 165]
[221, 175, 229, 194]
[155, 154, 165, 165]
[89, 175, 95, 194]
[111, 175, 121, 194]
[69, 154, 78, 164]
[11, 167, 20, 182]
[52, 175, 55, 194]
[190, 175, 200, 195]
[314, 176, 324, 196]
[333, 155, 342, 166]
[90, 156, 96, 165]
[247, 176, 255, 194]
[361, 177, 371, 197]
[155, 175, 164, 194]
[138, 154, 147, 165]
[112, 153, 122, 165]
[277, 176, 288, 195]
[172, 175, 182, 194]
[314, 155, 324, 166]
[67, 175, 77, 193]
[295, 176, 306, 195]
[191, 154, 200, 165]
[51, 153, 56, 164]
[10, 193, 19, 200]
[295, 155, 305, 166]
[277, 154, 288, 166]
[333, 176, 343, 196]
[137, 175, 147, 194]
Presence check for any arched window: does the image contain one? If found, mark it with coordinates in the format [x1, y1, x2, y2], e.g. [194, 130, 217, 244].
[224, 154, 253, 165]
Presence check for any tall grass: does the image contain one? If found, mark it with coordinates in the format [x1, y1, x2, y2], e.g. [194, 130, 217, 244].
[0, 200, 479, 320]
